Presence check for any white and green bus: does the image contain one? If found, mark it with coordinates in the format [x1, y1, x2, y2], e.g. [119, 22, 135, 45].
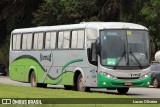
[9, 22, 151, 94]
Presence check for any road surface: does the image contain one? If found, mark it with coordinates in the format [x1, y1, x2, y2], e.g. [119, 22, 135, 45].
[0, 76, 160, 98]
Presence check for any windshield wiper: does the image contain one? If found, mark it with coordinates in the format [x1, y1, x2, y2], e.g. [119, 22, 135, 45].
[113, 51, 126, 69]
[113, 43, 126, 69]
[128, 49, 143, 69]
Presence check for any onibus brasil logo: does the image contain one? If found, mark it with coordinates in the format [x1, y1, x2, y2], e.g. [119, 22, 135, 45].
[1, 99, 42, 104]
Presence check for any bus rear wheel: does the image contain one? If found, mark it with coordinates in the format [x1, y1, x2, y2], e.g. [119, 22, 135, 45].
[117, 88, 129, 94]
[30, 71, 47, 88]
[75, 74, 90, 92]
[30, 71, 38, 87]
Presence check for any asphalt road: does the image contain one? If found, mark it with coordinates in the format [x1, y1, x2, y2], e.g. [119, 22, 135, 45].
[0, 76, 160, 98]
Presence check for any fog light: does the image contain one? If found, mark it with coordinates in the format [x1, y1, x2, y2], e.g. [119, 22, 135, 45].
[103, 82, 106, 85]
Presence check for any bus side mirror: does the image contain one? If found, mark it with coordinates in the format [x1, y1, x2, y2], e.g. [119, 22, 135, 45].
[96, 43, 100, 55]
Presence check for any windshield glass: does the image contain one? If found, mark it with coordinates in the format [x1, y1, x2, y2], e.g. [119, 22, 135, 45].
[100, 30, 149, 68]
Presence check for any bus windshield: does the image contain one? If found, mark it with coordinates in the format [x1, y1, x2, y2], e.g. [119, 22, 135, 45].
[100, 30, 149, 68]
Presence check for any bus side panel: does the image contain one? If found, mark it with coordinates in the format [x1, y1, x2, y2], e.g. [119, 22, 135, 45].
[42, 50, 98, 87]
[44, 70, 74, 85]
[9, 50, 98, 87]
[60, 71, 74, 85]
[10, 57, 45, 83]
[10, 65, 24, 82]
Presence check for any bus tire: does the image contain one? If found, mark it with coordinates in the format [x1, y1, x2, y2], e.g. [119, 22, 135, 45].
[30, 71, 47, 88]
[30, 71, 40, 87]
[64, 85, 73, 90]
[153, 78, 160, 88]
[117, 88, 129, 94]
[75, 73, 90, 92]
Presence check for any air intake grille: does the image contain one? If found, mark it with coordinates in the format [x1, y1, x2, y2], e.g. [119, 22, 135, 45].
[116, 77, 140, 79]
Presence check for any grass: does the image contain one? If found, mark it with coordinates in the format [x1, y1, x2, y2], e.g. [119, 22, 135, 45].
[0, 83, 129, 98]
[0, 84, 159, 107]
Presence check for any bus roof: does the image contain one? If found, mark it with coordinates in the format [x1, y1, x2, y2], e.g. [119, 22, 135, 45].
[12, 22, 148, 34]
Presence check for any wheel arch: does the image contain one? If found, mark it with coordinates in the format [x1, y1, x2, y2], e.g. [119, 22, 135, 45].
[73, 67, 84, 86]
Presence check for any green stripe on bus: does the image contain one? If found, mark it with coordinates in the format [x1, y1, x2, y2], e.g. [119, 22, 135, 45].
[97, 73, 151, 88]
[10, 57, 83, 85]
[61, 58, 83, 73]
[53, 58, 83, 84]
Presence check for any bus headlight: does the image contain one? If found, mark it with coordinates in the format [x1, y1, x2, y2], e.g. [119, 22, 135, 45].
[141, 72, 151, 78]
[100, 71, 116, 79]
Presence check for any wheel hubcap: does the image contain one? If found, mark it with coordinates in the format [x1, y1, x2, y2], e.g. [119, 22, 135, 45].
[31, 74, 36, 86]
[79, 78, 85, 91]
[154, 79, 158, 87]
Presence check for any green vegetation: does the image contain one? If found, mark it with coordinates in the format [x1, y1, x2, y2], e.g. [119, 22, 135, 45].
[0, 0, 160, 65]
[0, 84, 129, 98]
[0, 84, 160, 107]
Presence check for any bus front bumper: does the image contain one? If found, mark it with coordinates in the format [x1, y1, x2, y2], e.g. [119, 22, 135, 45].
[97, 73, 151, 88]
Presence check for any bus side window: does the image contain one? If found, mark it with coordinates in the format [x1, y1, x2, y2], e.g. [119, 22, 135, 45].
[12, 34, 21, 50]
[27, 33, 33, 50]
[71, 31, 78, 49]
[50, 32, 56, 49]
[71, 30, 84, 49]
[63, 31, 70, 49]
[58, 32, 64, 49]
[37, 33, 43, 49]
[22, 34, 27, 50]
[34, 33, 39, 49]
[77, 30, 84, 49]
[45, 32, 51, 49]
[12, 34, 17, 50]
[16, 34, 21, 50]
[45, 31, 57, 49]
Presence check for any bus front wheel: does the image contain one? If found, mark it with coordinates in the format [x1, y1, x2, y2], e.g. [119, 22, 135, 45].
[75, 74, 90, 92]
[153, 78, 160, 88]
[117, 88, 129, 94]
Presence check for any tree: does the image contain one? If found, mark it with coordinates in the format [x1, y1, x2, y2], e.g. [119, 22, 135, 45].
[0, 0, 42, 41]
[98, 0, 134, 22]
[33, 0, 99, 26]
[0, 0, 160, 64]
[0, 0, 42, 65]
[33, 0, 61, 26]
[139, 0, 160, 50]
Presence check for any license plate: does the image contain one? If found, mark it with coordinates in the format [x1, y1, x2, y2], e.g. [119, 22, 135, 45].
[124, 82, 132, 86]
